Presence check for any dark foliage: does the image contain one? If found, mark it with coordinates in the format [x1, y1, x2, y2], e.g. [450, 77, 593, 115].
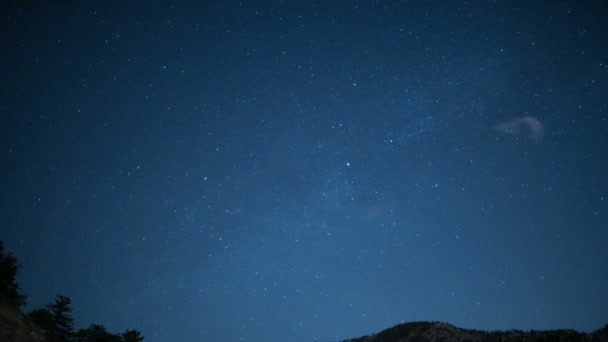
[0, 240, 27, 308]
[26, 295, 145, 342]
[0, 240, 144, 341]
[27, 308, 55, 333]
[76, 324, 121, 342]
[45, 294, 75, 341]
[121, 329, 144, 342]
[75, 324, 144, 342]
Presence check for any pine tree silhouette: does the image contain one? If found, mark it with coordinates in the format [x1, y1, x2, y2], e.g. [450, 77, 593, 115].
[46, 294, 75, 341]
[1, 241, 145, 341]
[0, 240, 27, 308]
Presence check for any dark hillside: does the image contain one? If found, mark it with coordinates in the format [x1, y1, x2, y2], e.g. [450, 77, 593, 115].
[343, 321, 608, 342]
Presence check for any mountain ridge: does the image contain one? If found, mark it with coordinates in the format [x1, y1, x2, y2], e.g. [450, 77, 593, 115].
[341, 321, 608, 342]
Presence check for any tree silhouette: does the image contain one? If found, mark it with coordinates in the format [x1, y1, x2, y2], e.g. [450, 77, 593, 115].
[122, 329, 144, 342]
[0, 240, 27, 308]
[45, 294, 75, 341]
[28, 307, 55, 332]
[1, 240, 145, 341]
[76, 324, 121, 342]
[75, 325, 144, 342]
[27, 295, 74, 341]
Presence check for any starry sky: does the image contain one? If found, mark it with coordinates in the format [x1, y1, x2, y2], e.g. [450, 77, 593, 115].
[1, 1, 608, 341]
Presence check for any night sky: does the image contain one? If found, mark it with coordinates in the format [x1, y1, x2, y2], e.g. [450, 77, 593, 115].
[2, 1, 608, 341]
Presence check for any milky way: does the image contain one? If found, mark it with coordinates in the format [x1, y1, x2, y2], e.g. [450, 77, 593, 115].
[2, 2, 607, 341]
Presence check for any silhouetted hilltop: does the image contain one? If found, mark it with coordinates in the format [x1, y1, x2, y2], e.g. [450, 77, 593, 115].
[342, 321, 608, 342]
